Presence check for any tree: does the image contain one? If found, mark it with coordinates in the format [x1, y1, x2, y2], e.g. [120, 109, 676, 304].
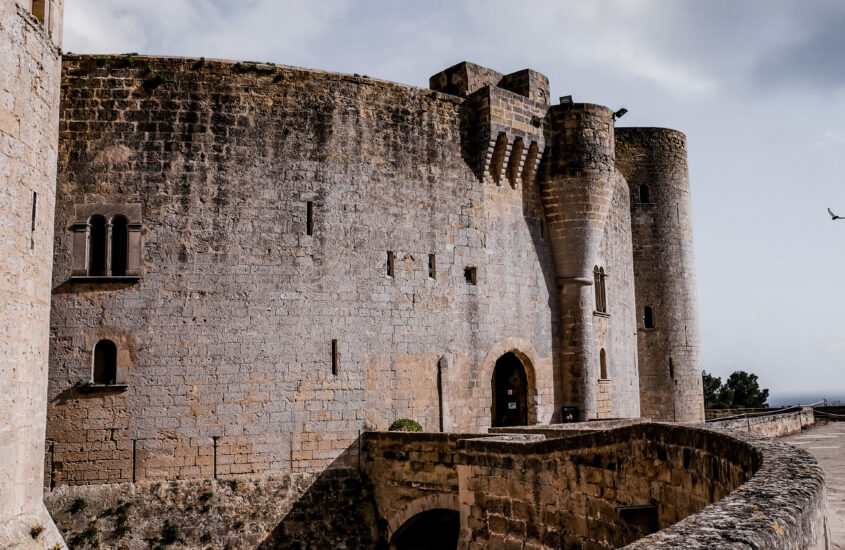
[701, 370, 769, 409]
[724, 371, 769, 408]
[702, 371, 725, 409]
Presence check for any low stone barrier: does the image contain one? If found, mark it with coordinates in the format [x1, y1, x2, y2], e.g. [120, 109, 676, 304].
[707, 407, 814, 437]
[363, 422, 829, 549]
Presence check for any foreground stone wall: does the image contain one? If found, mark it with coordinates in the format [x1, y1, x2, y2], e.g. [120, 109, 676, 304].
[363, 424, 828, 550]
[0, 1, 65, 548]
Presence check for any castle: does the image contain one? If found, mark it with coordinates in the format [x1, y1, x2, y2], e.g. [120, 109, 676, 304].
[7, 2, 804, 548]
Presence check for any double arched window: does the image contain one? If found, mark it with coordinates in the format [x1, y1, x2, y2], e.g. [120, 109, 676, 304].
[593, 266, 607, 313]
[71, 205, 142, 280]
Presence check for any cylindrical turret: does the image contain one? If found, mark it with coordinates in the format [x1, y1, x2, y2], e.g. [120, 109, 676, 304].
[541, 103, 616, 420]
[616, 128, 704, 423]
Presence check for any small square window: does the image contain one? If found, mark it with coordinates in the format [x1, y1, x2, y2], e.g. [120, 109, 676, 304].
[464, 267, 477, 285]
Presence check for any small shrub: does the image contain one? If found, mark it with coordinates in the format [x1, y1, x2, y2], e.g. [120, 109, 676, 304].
[143, 73, 168, 89]
[233, 519, 244, 530]
[69, 497, 88, 514]
[272, 73, 285, 83]
[113, 517, 131, 539]
[353, 73, 361, 77]
[388, 418, 423, 432]
[228, 480, 239, 492]
[161, 519, 180, 544]
[70, 522, 99, 547]
[200, 532, 213, 544]
[123, 52, 137, 66]
[199, 489, 214, 503]
[94, 55, 110, 68]
[30, 525, 44, 539]
[192, 57, 206, 70]
[115, 500, 131, 515]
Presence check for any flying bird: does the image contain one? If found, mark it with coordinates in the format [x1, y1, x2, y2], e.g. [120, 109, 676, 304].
[828, 208, 844, 220]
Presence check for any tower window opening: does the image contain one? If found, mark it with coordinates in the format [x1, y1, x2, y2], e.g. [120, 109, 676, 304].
[306, 201, 313, 236]
[639, 184, 650, 204]
[30, 191, 37, 250]
[93, 339, 117, 385]
[331, 339, 339, 376]
[386, 251, 394, 277]
[31, 0, 48, 26]
[644, 306, 655, 329]
[593, 266, 607, 313]
[110, 216, 128, 276]
[464, 266, 477, 285]
[428, 254, 436, 279]
[88, 215, 107, 276]
[600, 348, 608, 380]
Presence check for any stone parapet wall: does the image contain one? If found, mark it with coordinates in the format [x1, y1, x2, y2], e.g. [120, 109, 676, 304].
[707, 407, 814, 437]
[362, 423, 828, 549]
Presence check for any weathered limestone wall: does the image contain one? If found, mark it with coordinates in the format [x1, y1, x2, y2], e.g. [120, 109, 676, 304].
[44, 468, 378, 549]
[616, 128, 704, 423]
[47, 55, 564, 487]
[0, 1, 65, 548]
[707, 407, 814, 437]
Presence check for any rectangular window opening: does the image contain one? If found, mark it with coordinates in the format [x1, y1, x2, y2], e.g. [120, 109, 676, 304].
[464, 266, 477, 285]
[428, 254, 436, 279]
[386, 251, 394, 277]
[331, 339, 338, 376]
[30, 191, 37, 250]
[306, 201, 313, 236]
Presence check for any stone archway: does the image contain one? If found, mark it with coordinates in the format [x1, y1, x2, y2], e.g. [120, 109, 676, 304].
[385, 493, 459, 548]
[388, 508, 459, 550]
[491, 352, 529, 427]
[478, 338, 541, 426]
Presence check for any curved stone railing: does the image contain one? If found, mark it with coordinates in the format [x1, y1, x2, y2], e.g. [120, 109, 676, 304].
[363, 423, 828, 549]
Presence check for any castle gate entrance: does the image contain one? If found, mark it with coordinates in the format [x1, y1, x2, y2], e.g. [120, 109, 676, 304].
[491, 352, 528, 427]
[389, 508, 459, 549]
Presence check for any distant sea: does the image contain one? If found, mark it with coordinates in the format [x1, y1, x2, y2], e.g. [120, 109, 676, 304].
[768, 392, 845, 407]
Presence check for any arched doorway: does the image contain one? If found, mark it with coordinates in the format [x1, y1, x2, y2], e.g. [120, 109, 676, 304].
[491, 352, 528, 427]
[389, 508, 459, 550]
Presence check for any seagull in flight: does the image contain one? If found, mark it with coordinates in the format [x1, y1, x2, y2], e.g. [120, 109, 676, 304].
[828, 208, 844, 220]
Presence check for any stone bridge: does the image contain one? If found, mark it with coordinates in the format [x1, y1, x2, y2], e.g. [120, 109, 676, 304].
[362, 422, 829, 549]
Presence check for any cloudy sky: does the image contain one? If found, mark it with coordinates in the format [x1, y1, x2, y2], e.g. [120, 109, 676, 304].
[63, 1, 845, 403]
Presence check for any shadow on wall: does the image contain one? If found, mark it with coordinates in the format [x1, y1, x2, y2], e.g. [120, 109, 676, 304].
[258, 439, 382, 550]
[521, 134, 564, 421]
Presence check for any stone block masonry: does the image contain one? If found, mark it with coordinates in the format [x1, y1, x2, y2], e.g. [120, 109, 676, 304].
[0, 1, 65, 548]
[47, 55, 565, 487]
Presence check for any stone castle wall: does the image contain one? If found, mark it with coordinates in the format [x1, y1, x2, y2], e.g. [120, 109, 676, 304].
[616, 128, 704, 422]
[0, 1, 65, 548]
[48, 55, 639, 487]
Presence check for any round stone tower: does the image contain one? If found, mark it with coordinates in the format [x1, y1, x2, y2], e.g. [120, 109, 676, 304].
[541, 103, 616, 420]
[0, 1, 65, 547]
[615, 128, 704, 423]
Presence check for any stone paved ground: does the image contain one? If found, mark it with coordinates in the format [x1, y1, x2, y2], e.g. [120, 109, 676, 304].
[782, 421, 845, 549]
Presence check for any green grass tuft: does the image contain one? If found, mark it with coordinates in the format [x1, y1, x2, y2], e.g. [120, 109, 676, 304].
[69, 497, 88, 514]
